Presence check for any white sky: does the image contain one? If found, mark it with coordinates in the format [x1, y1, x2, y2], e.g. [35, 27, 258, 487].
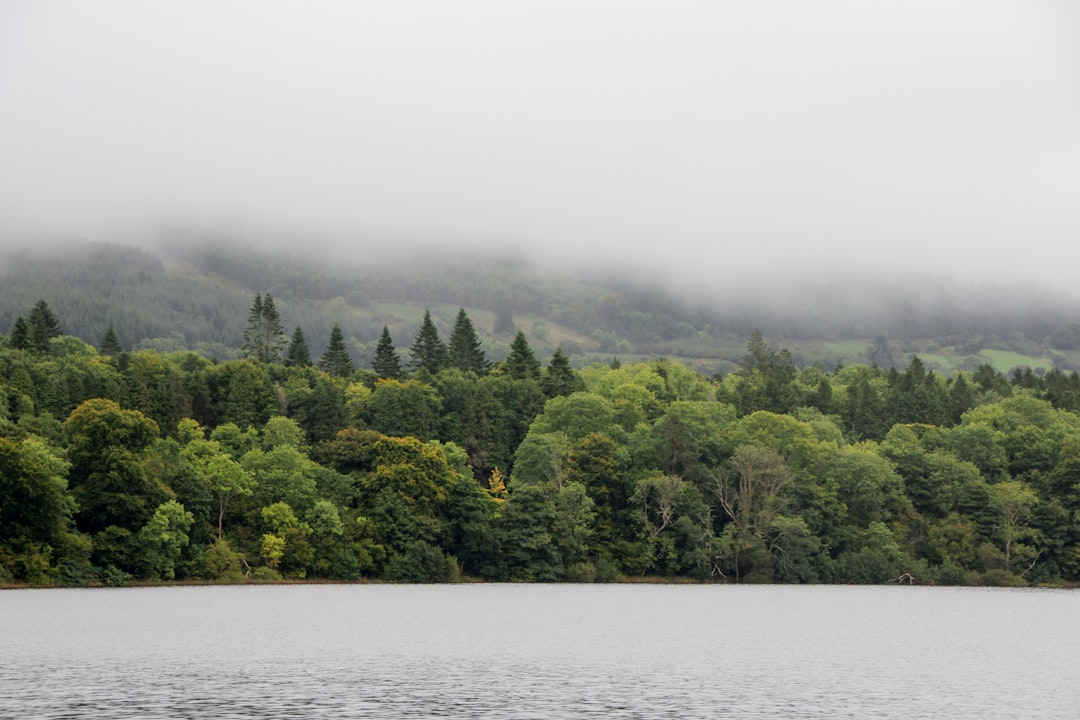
[2, 1, 1078, 290]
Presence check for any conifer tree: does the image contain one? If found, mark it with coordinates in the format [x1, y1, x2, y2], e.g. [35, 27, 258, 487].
[409, 309, 448, 374]
[448, 308, 489, 374]
[372, 325, 402, 379]
[28, 299, 61, 353]
[100, 323, 123, 355]
[284, 327, 312, 367]
[505, 330, 541, 379]
[242, 293, 286, 363]
[541, 347, 584, 398]
[9, 316, 31, 351]
[319, 323, 354, 377]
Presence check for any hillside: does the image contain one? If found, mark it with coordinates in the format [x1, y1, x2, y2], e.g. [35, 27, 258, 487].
[3, 235, 1080, 376]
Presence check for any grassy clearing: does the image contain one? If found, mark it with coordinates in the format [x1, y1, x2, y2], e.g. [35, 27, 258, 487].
[978, 349, 1053, 373]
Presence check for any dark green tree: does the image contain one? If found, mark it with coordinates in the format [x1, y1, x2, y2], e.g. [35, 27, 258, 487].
[28, 299, 62, 353]
[9, 316, 31, 350]
[505, 331, 541, 380]
[284, 326, 312, 367]
[448, 308, 489, 374]
[241, 293, 286, 363]
[541, 347, 584, 398]
[100, 323, 123, 355]
[319, 324, 354, 377]
[63, 398, 167, 537]
[410, 309, 448, 374]
[845, 376, 889, 441]
[948, 373, 976, 424]
[372, 325, 402, 379]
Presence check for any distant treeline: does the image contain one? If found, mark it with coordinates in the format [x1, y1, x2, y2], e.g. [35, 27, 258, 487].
[3, 297, 1079, 587]
[3, 237, 1080, 374]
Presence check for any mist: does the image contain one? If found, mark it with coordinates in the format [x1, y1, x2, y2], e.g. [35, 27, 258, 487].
[2, 1, 1079, 295]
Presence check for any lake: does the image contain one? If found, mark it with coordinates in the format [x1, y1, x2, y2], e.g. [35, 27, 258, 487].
[1, 584, 1077, 719]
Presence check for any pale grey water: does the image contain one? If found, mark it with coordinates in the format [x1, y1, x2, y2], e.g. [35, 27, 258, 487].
[1, 585, 1077, 719]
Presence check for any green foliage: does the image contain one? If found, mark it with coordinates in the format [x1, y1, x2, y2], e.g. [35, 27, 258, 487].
[448, 308, 489, 374]
[366, 379, 443, 441]
[504, 331, 541, 380]
[284, 327, 312, 367]
[409, 309, 448, 375]
[137, 500, 194, 580]
[63, 398, 167, 535]
[318, 324, 354, 377]
[372, 325, 402, 379]
[9, 316, 31, 351]
[241, 293, 286, 363]
[541, 347, 584, 398]
[29, 300, 62, 354]
[4, 299, 1080, 587]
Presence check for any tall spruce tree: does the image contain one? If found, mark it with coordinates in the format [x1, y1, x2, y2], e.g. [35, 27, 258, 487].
[448, 308, 489, 374]
[319, 324, 354, 377]
[285, 327, 312, 367]
[100, 323, 123, 355]
[242, 293, 286, 363]
[541, 347, 583, 397]
[28, 299, 61, 353]
[372, 325, 402, 379]
[9, 316, 31, 351]
[410, 309, 448, 374]
[505, 330, 541, 379]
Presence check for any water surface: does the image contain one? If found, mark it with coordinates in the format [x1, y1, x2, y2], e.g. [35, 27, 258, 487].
[2, 584, 1076, 719]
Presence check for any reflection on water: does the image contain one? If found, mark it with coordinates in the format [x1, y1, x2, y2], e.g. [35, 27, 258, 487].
[1, 585, 1078, 719]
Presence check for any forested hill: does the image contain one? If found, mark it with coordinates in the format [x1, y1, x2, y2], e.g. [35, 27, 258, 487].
[3, 235, 1080, 375]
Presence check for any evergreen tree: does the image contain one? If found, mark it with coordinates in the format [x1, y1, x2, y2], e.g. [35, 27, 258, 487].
[284, 327, 312, 367]
[505, 330, 541, 379]
[100, 323, 123, 355]
[542, 347, 584, 398]
[948, 373, 976, 424]
[9, 316, 31, 351]
[410, 309, 448, 374]
[28, 299, 61, 353]
[241, 293, 286, 363]
[372, 325, 402, 379]
[448, 308, 489, 374]
[319, 323, 354, 377]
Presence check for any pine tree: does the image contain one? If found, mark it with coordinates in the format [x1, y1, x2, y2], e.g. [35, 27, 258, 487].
[505, 330, 541, 379]
[9, 316, 31, 351]
[242, 293, 286, 363]
[100, 323, 123, 355]
[319, 323, 354, 377]
[409, 308, 448, 374]
[541, 347, 583, 397]
[448, 308, 489, 374]
[285, 327, 312, 367]
[372, 325, 402, 379]
[28, 299, 61, 353]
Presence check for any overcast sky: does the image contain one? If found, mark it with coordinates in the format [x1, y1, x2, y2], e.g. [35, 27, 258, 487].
[2, 1, 1078, 291]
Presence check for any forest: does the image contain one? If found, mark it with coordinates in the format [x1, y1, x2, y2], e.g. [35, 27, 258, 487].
[5, 236, 1080, 378]
[3, 285, 1080, 587]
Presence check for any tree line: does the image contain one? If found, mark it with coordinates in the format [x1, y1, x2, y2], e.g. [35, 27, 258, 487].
[2, 302, 1079, 586]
